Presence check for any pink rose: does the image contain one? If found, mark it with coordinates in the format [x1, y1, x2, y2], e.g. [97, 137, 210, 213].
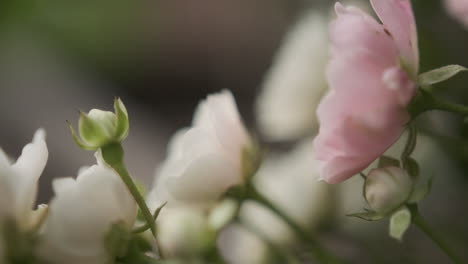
[445, 0, 468, 28]
[314, 0, 419, 184]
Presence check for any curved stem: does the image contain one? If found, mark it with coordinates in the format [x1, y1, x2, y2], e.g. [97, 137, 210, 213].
[113, 163, 157, 237]
[246, 184, 344, 264]
[410, 205, 463, 264]
[101, 143, 157, 237]
[410, 89, 468, 117]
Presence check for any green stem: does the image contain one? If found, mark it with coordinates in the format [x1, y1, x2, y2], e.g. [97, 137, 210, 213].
[246, 184, 344, 264]
[410, 89, 468, 117]
[410, 205, 463, 264]
[430, 96, 468, 116]
[101, 143, 157, 237]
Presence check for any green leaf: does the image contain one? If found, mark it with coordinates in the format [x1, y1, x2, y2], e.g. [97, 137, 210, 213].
[378, 155, 400, 168]
[389, 206, 411, 241]
[418, 65, 468, 87]
[408, 178, 433, 203]
[347, 210, 384, 221]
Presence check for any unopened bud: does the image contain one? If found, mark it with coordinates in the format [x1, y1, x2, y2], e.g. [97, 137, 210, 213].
[69, 98, 129, 150]
[365, 167, 413, 214]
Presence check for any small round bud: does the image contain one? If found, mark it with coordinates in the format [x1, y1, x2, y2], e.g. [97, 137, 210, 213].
[69, 98, 129, 150]
[365, 166, 413, 214]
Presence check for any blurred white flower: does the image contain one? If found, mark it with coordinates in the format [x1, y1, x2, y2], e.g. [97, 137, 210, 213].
[256, 11, 329, 141]
[241, 139, 333, 245]
[445, 0, 468, 29]
[218, 223, 270, 264]
[156, 206, 215, 258]
[149, 90, 251, 206]
[39, 156, 137, 264]
[0, 129, 48, 230]
[0, 129, 47, 262]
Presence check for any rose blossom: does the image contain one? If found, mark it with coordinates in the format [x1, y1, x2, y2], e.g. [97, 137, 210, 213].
[148, 90, 251, 207]
[314, 0, 419, 184]
[0, 129, 48, 229]
[256, 11, 329, 141]
[39, 154, 137, 264]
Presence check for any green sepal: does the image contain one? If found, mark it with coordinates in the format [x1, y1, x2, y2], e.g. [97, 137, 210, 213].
[133, 202, 167, 234]
[78, 110, 110, 147]
[114, 97, 130, 141]
[109, 228, 161, 264]
[241, 139, 262, 181]
[3, 220, 44, 264]
[389, 206, 412, 241]
[378, 155, 400, 168]
[67, 120, 97, 150]
[408, 178, 433, 204]
[105, 221, 132, 259]
[347, 209, 384, 221]
[418, 65, 468, 88]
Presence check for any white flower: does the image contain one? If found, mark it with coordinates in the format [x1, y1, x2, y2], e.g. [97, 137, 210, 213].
[150, 90, 251, 206]
[156, 206, 215, 258]
[0, 129, 48, 230]
[241, 139, 333, 245]
[255, 11, 329, 141]
[218, 223, 270, 264]
[39, 156, 137, 264]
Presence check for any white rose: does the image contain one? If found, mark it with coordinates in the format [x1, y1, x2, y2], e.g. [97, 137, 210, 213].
[0, 129, 48, 230]
[39, 156, 137, 264]
[0, 129, 47, 262]
[150, 90, 251, 206]
[256, 11, 329, 141]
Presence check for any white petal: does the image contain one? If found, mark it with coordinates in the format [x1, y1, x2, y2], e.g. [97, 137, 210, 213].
[11, 129, 48, 228]
[40, 163, 137, 264]
[256, 12, 329, 141]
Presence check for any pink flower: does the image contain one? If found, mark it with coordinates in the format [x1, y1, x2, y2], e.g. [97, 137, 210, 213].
[445, 0, 468, 28]
[314, 0, 419, 184]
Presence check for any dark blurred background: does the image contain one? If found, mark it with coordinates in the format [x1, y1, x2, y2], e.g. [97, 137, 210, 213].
[0, 0, 468, 262]
[0, 0, 324, 203]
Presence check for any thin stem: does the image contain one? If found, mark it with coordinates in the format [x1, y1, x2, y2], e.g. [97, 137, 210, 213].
[410, 89, 468, 117]
[401, 124, 417, 170]
[410, 205, 463, 264]
[430, 96, 468, 116]
[112, 163, 157, 237]
[246, 184, 344, 264]
[101, 143, 157, 237]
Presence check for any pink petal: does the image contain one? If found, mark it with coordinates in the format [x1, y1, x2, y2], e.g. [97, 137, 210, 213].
[370, 0, 419, 76]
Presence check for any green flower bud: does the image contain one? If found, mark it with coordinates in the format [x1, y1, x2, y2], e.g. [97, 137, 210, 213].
[69, 98, 129, 150]
[364, 166, 413, 215]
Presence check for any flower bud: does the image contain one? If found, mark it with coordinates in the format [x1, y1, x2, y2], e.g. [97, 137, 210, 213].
[365, 166, 413, 214]
[69, 98, 129, 150]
